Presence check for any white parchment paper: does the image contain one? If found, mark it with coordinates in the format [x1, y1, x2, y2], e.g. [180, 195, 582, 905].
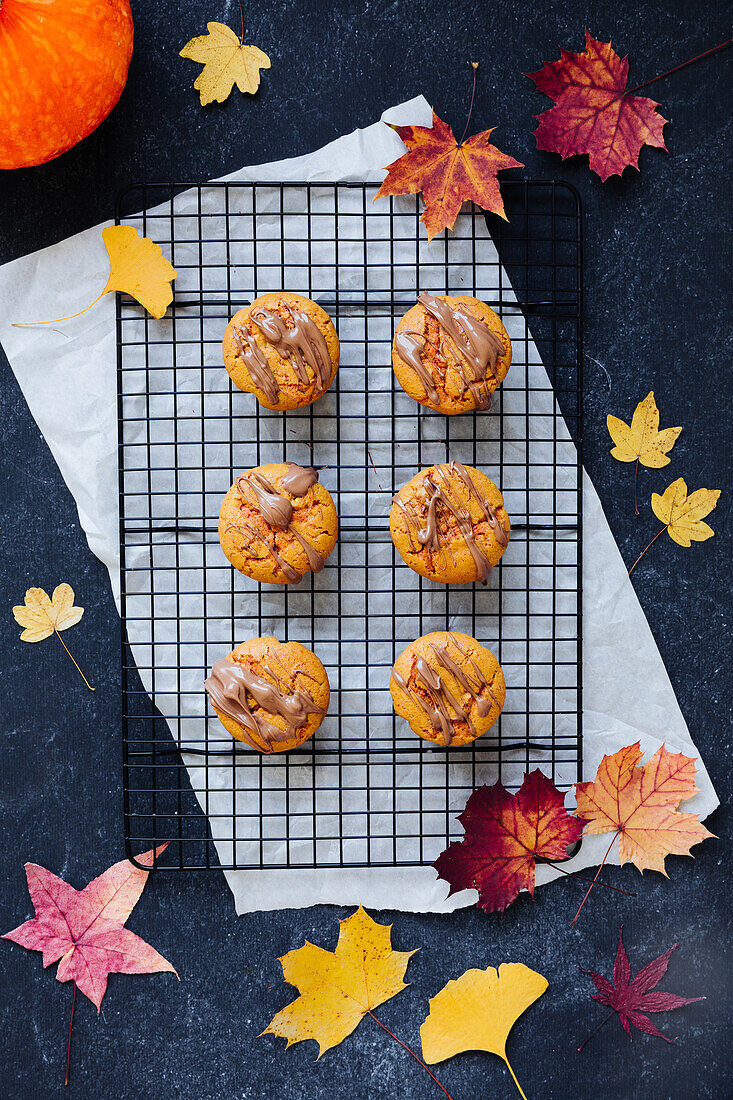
[0, 97, 717, 914]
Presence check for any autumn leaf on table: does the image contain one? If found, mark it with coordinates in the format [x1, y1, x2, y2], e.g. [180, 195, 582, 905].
[630, 478, 720, 573]
[607, 391, 682, 514]
[180, 22, 271, 105]
[3, 847, 177, 1083]
[263, 906, 454, 1097]
[572, 743, 714, 923]
[13, 583, 94, 690]
[14, 225, 177, 326]
[579, 927, 704, 1050]
[433, 770, 583, 913]
[421, 963, 547, 1100]
[526, 32, 668, 180]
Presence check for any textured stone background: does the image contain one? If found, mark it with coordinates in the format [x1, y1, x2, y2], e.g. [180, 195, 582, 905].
[0, 2, 730, 1097]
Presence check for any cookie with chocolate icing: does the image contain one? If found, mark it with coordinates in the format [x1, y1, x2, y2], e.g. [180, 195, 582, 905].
[223, 292, 339, 410]
[392, 293, 511, 415]
[390, 461, 510, 585]
[390, 631, 504, 748]
[205, 636, 330, 753]
[219, 462, 338, 584]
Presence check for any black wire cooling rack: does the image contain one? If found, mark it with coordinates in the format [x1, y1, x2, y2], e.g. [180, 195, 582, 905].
[116, 180, 583, 871]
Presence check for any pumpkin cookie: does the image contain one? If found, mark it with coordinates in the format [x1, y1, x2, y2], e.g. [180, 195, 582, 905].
[205, 636, 330, 753]
[392, 293, 511, 414]
[219, 462, 338, 584]
[223, 292, 339, 410]
[390, 631, 504, 748]
[390, 461, 509, 585]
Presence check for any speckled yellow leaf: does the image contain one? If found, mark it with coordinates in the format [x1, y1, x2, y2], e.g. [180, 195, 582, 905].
[12, 584, 84, 642]
[101, 226, 177, 319]
[651, 477, 720, 547]
[180, 22, 271, 106]
[262, 906, 415, 1057]
[421, 963, 547, 1099]
[607, 391, 681, 467]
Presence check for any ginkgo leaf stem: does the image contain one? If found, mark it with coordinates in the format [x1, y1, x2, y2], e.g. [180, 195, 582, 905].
[504, 1056, 529, 1100]
[626, 38, 731, 95]
[54, 629, 95, 691]
[65, 981, 76, 1086]
[634, 458, 639, 517]
[366, 1010, 455, 1100]
[458, 61, 479, 146]
[571, 832, 619, 925]
[576, 1008, 615, 1053]
[12, 288, 107, 328]
[627, 526, 666, 575]
[238, 0, 244, 45]
[545, 860, 637, 898]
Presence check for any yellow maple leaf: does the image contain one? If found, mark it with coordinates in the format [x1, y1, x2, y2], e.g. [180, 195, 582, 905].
[420, 963, 547, 1100]
[180, 22, 271, 106]
[651, 477, 720, 547]
[262, 906, 415, 1057]
[13, 225, 177, 327]
[607, 391, 682, 468]
[12, 584, 93, 690]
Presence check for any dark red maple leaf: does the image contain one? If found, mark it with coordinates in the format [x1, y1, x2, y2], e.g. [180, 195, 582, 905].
[526, 31, 668, 180]
[579, 927, 704, 1048]
[433, 769, 583, 913]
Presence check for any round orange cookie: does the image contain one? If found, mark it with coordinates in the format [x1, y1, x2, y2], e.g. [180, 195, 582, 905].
[223, 292, 339, 410]
[205, 637, 330, 753]
[219, 462, 338, 585]
[390, 631, 505, 748]
[392, 293, 511, 414]
[390, 461, 510, 585]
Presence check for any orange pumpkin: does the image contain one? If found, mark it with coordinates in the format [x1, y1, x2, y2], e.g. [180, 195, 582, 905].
[0, 0, 134, 169]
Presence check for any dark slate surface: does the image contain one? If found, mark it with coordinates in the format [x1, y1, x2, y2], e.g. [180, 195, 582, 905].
[1, 2, 730, 1097]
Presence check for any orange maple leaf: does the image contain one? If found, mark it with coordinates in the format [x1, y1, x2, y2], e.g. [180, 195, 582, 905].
[376, 110, 523, 240]
[526, 31, 668, 181]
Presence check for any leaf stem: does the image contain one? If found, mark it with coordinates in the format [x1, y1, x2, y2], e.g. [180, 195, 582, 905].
[504, 1055, 529, 1100]
[545, 860, 637, 898]
[367, 1010, 454, 1099]
[11, 288, 107, 328]
[626, 38, 731, 95]
[570, 832, 619, 925]
[577, 1008, 615, 1053]
[65, 982, 76, 1085]
[54, 629, 95, 691]
[458, 62, 479, 146]
[238, 0, 244, 45]
[634, 458, 639, 517]
[627, 526, 665, 575]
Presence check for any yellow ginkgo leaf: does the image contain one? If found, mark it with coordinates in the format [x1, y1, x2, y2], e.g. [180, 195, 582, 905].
[12, 584, 93, 690]
[180, 22, 271, 106]
[262, 906, 415, 1058]
[420, 963, 547, 1100]
[651, 477, 720, 547]
[607, 391, 681, 468]
[100, 225, 178, 319]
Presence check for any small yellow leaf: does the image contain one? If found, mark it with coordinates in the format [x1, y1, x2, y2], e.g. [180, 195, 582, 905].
[101, 225, 177, 319]
[180, 22, 271, 106]
[421, 963, 547, 1099]
[262, 906, 416, 1057]
[607, 391, 681, 467]
[651, 477, 720, 547]
[12, 584, 84, 642]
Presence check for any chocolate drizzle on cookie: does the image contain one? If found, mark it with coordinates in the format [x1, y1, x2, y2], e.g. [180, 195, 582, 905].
[205, 657, 324, 753]
[232, 327, 279, 405]
[396, 293, 506, 409]
[250, 302, 331, 393]
[281, 462, 318, 497]
[393, 461, 508, 585]
[228, 468, 325, 583]
[390, 633, 499, 747]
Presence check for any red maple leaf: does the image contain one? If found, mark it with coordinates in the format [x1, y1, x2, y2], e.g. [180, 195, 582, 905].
[526, 31, 668, 180]
[579, 927, 704, 1048]
[3, 846, 177, 1010]
[433, 769, 583, 913]
[376, 110, 523, 239]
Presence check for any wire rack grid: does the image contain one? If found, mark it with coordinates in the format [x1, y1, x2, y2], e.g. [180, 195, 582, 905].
[117, 179, 583, 871]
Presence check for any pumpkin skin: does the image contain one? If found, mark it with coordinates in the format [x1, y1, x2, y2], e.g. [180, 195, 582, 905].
[0, 0, 134, 169]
